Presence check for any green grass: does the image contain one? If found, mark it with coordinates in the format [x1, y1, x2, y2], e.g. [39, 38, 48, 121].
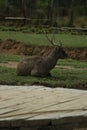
[0, 31, 87, 48]
[0, 54, 87, 90]
[0, 54, 22, 63]
[0, 66, 87, 90]
[58, 59, 87, 68]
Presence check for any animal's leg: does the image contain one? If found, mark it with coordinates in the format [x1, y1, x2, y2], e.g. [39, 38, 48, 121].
[31, 69, 41, 77]
[31, 69, 46, 77]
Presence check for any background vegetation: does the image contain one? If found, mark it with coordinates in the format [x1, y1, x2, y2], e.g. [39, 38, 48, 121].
[0, 0, 87, 27]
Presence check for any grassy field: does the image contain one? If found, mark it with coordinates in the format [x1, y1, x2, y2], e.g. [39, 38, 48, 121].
[0, 54, 87, 90]
[0, 30, 87, 90]
[0, 63, 87, 90]
[0, 54, 21, 63]
[0, 31, 87, 48]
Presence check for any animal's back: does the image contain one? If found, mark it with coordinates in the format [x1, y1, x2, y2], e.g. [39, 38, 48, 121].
[17, 56, 44, 76]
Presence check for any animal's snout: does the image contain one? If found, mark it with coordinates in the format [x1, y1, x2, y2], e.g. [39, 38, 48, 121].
[59, 49, 67, 59]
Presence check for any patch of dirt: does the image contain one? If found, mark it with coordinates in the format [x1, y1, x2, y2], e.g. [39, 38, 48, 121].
[0, 39, 87, 61]
[0, 61, 87, 71]
[56, 65, 87, 70]
[65, 47, 87, 62]
[0, 62, 18, 68]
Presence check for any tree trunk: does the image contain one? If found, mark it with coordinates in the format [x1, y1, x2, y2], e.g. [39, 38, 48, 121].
[47, 0, 54, 26]
[22, 0, 27, 25]
[69, 0, 74, 27]
[5, 0, 9, 15]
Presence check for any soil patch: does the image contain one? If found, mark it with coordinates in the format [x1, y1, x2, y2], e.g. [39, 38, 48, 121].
[0, 39, 87, 61]
[0, 62, 18, 68]
[0, 62, 87, 71]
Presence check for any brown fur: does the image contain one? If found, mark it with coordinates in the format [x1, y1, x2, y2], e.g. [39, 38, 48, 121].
[17, 46, 67, 77]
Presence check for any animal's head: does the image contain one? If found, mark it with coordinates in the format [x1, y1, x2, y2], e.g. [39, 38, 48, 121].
[42, 28, 67, 59]
[54, 42, 67, 59]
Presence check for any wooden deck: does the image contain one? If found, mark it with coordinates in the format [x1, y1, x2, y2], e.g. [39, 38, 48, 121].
[0, 85, 87, 130]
